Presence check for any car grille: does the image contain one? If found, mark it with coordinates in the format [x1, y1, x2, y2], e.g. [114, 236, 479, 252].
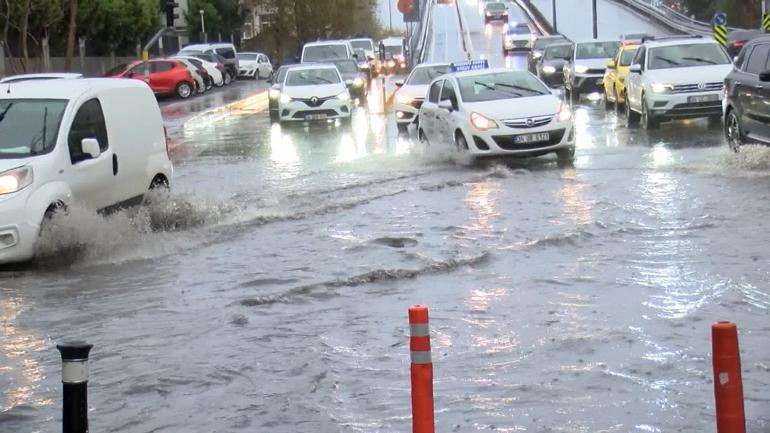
[295, 96, 334, 108]
[586, 68, 605, 75]
[502, 115, 553, 129]
[665, 101, 722, 118]
[292, 109, 339, 119]
[493, 129, 566, 150]
[671, 82, 723, 93]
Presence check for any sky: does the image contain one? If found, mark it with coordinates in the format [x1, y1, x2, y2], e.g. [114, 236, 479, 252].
[377, 0, 407, 31]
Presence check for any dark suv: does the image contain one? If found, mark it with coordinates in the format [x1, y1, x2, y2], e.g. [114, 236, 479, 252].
[724, 36, 770, 150]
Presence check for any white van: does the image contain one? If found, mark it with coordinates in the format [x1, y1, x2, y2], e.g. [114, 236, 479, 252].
[0, 78, 173, 264]
[301, 40, 354, 63]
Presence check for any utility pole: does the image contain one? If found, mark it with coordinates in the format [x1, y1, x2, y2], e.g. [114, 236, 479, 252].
[592, 0, 598, 39]
[552, 0, 557, 33]
[389, 0, 393, 33]
[200, 9, 207, 42]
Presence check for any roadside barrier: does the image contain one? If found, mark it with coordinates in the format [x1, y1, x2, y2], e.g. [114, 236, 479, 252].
[57, 342, 93, 433]
[712, 321, 745, 433]
[409, 305, 434, 433]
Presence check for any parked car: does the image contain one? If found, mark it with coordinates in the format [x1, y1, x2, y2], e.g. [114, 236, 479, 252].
[179, 43, 239, 84]
[625, 36, 732, 130]
[724, 35, 770, 150]
[528, 35, 570, 73]
[107, 59, 196, 99]
[0, 78, 173, 265]
[536, 42, 573, 88]
[237, 52, 273, 79]
[0, 73, 83, 84]
[185, 52, 230, 85]
[173, 55, 224, 87]
[563, 40, 620, 100]
[602, 43, 638, 111]
[329, 58, 368, 105]
[174, 57, 209, 93]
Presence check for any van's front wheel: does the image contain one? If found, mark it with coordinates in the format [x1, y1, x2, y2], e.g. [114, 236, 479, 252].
[176, 82, 193, 99]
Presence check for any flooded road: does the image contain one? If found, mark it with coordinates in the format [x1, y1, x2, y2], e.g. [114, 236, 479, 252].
[2, 3, 770, 433]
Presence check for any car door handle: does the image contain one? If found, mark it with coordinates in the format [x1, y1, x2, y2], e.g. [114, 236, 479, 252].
[112, 154, 119, 176]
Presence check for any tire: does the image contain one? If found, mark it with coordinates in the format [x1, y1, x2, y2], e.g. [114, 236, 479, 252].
[176, 81, 193, 99]
[725, 109, 743, 152]
[397, 123, 408, 134]
[641, 97, 659, 130]
[455, 132, 469, 152]
[626, 96, 640, 128]
[205, 76, 213, 91]
[149, 175, 170, 192]
[215, 75, 225, 87]
[556, 146, 575, 168]
[224, 71, 233, 85]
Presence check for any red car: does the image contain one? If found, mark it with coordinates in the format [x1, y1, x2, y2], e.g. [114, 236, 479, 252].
[107, 59, 196, 99]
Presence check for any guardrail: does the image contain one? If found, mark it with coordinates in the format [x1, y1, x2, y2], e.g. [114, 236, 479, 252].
[605, 0, 745, 36]
[512, 0, 555, 36]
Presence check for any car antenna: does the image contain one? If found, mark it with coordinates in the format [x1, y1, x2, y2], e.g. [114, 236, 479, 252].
[5, 82, 10, 94]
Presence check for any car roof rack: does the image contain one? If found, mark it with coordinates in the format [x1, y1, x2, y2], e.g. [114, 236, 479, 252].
[641, 35, 704, 43]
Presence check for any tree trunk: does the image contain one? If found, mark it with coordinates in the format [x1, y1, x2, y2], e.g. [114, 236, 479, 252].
[19, 0, 30, 72]
[65, 0, 78, 71]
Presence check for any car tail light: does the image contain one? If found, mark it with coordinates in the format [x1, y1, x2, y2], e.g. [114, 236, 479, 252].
[733, 41, 745, 48]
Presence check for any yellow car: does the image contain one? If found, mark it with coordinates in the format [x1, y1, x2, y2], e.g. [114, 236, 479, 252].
[603, 43, 638, 111]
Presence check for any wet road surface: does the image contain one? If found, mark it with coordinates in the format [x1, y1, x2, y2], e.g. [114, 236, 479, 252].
[2, 3, 770, 433]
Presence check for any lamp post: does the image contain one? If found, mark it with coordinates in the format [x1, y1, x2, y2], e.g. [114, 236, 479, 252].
[200, 9, 207, 42]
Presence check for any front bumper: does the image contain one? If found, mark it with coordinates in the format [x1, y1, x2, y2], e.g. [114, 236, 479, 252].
[647, 90, 723, 120]
[464, 118, 575, 157]
[394, 99, 423, 124]
[504, 39, 531, 51]
[238, 67, 258, 78]
[571, 74, 605, 93]
[279, 98, 352, 122]
[0, 191, 40, 265]
[485, 13, 508, 21]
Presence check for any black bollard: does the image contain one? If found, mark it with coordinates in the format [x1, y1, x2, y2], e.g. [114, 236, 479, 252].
[56, 342, 93, 433]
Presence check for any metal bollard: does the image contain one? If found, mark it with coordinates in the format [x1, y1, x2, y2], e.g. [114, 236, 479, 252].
[57, 342, 93, 433]
[409, 305, 434, 433]
[712, 322, 745, 433]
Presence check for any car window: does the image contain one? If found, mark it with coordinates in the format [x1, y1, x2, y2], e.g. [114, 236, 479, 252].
[238, 53, 258, 61]
[619, 48, 638, 66]
[458, 71, 549, 102]
[534, 38, 567, 50]
[648, 43, 731, 70]
[486, 3, 505, 11]
[428, 80, 443, 103]
[632, 46, 646, 68]
[216, 48, 236, 59]
[544, 44, 572, 60]
[303, 44, 349, 61]
[0, 99, 68, 158]
[152, 62, 174, 72]
[507, 24, 530, 35]
[286, 68, 341, 85]
[407, 65, 450, 85]
[745, 44, 770, 75]
[350, 40, 373, 51]
[68, 98, 108, 163]
[332, 60, 359, 74]
[440, 80, 457, 105]
[575, 41, 620, 59]
[276, 67, 289, 83]
[129, 63, 148, 75]
[188, 59, 203, 68]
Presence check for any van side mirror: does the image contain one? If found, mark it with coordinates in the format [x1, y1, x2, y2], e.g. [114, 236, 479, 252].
[395, 80, 404, 87]
[629, 64, 642, 74]
[438, 99, 453, 112]
[606, 60, 616, 69]
[760, 71, 770, 82]
[81, 138, 101, 159]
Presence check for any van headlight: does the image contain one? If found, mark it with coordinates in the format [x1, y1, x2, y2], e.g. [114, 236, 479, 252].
[558, 102, 572, 121]
[470, 112, 498, 130]
[543, 65, 556, 74]
[0, 166, 33, 195]
[280, 93, 292, 104]
[651, 83, 674, 94]
[337, 91, 350, 101]
[574, 65, 589, 74]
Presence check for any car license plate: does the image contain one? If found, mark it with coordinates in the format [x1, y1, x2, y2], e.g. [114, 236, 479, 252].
[514, 132, 550, 144]
[688, 94, 719, 103]
[306, 114, 327, 120]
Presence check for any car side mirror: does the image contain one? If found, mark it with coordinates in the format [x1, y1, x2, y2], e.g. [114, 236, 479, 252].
[760, 71, 770, 82]
[345, 79, 354, 86]
[395, 80, 404, 87]
[438, 99, 454, 112]
[733, 56, 739, 64]
[629, 64, 642, 74]
[606, 60, 616, 69]
[81, 138, 101, 159]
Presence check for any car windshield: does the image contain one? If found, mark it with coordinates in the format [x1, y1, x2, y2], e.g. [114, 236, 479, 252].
[507, 24, 530, 35]
[534, 37, 567, 49]
[286, 68, 341, 86]
[332, 60, 359, 74]
[303, 45, 348, 62]
[619, 48, 638, 66]
[276, 67, 291, 83]
[238, 53, 258, 61]
[486, 3, 505, 11]
[350, 40, 372, 51]
[648, 43, 730, 69]
[544, 45, 572, 60]
[576, 41, 620, 59]
[384, 45, 403, 56]
[0, 99, 68, 158]
[458, 72, 549, 102]
[407, 65, 450, 85]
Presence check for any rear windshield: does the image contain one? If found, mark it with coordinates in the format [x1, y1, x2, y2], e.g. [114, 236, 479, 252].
[648, 43, 730, 70]
[507, 24, 531, 35]
[486, 3, 505, 11]
[576, 41, 620, 59]
[286, 68, 341, 86]
[215, 48, 235, 59]
[407, 65, 450, 85]
[303, 45, 349, 62]
[384, 45, 403, 57]
[332, 60, 359, 74]
[619, 48, 638, 66]
[350, 40, 373, 51]
[534, 37, 567, 49]
[544, 44, 572, 60]
[238, 53, 258, 61]
[458, 72, 548, 102]
[0, 99, 68, 158]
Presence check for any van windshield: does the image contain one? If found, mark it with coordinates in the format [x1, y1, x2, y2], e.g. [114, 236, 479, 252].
[286, 69, 341, 86]
[303, 45, 349, 62]
[0, 99, 68, 158]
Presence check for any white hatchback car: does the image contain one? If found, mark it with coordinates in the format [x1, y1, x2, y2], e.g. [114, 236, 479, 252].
[624, 36, 733, 129]
[277, 64, 352, 124]
[394, 63, 450, 133]
[237, 52, 273, 79]
[418, 62, 575, 164]
[0, 79, 173, 264]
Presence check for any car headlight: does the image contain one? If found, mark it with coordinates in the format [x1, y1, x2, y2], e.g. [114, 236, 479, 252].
[337, 91, 350, 101]
[387, 60, 396, 67]
[0, 166, 33, 196]
[280, 93, 292, 104]
[269, 88, 281, 99]
[543, 65, 557, 74]
[360, 64, 370, 69]
[651, 83, 673, 94]
[353, 77, 364, 87]
[574, 65, 589, 74]
[557, 102, 572, 122]
[396, 94, 414, 104]
[470, 112, 498, 131]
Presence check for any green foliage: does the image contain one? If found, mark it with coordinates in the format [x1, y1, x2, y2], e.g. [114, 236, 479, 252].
[186, 0, 248, 40]
[679, 0, 761, 28]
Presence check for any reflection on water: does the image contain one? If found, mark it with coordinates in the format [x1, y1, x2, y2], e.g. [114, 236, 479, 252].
[555, 169, 594, 226]
[462, 180, 502, 237]
[269, 124, 300, 179]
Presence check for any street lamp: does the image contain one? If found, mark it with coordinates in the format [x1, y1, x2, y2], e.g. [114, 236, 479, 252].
[200, 9, 207, 42]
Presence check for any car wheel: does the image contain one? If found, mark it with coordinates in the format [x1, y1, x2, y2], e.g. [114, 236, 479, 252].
[641, 98, 659, 130]
[215, 76, 225, 87]
[725, 109, 743, 152]
[224, 72, 233, 85]
[418, 128, 430, 147]
[397, 123, 408, 134]
[556, 146, 575, 168]
[455, 132, 469, 153]
[176, 81, 193, 99]
[626, 97, 640, 128]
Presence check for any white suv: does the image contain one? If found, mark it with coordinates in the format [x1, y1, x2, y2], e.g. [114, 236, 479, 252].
[624, 36, 733, 129]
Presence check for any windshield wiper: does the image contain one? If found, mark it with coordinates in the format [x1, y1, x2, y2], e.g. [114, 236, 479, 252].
[496, 83, 547, 95]
[0, 102, 13, 123]
[655, 56, 681, 66]
[682, 56, 717, 65]
[473, 81, 524, 97]
[313, 77, 334, 84]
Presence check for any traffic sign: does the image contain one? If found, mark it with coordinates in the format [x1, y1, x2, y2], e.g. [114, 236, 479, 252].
[713, 12, 727, 26]
[712, 12, 727, 46]
[764, 13, 770, 32]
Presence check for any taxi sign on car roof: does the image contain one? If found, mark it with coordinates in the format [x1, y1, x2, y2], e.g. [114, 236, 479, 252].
[449, 59, 489, 73]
